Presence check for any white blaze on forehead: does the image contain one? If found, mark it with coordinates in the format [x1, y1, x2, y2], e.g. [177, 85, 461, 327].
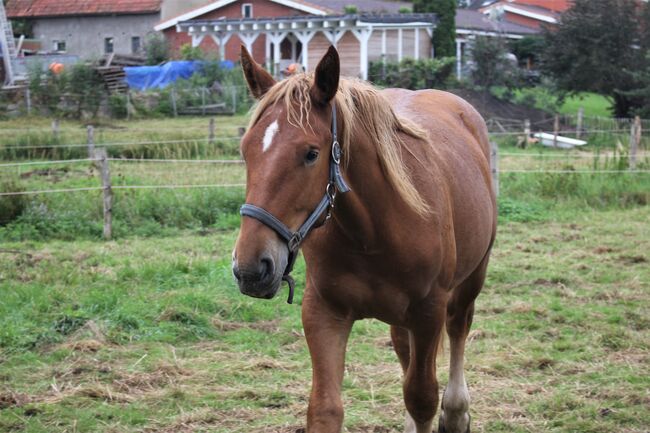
[262, 120, 279, 152]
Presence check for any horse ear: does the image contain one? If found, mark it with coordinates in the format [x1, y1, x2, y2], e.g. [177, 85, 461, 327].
[310, 46, 340, 106]
[240, 45, 276, 99]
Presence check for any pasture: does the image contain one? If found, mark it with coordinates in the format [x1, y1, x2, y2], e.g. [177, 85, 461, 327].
[0, 115, 649, 432]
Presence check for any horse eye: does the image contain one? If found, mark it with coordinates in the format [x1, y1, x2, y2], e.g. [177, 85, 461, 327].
[305, 149, 319, 165]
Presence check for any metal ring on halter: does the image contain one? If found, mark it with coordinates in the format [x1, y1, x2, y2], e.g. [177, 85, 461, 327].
[331, 141, 342, 164]
[326, 183, 337, 204]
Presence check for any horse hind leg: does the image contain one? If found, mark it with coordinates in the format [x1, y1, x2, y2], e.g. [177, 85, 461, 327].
[396, 305, 445, 433]
[391, 326, 420, 433]
[439, 257, 490, 433]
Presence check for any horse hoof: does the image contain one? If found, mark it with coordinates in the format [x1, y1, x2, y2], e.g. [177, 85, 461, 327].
[438, 415, 447, 433]
[438, 414, 471, 433]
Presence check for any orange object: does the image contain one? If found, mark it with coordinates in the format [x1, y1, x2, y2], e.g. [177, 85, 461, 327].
[49, 63, 65, 74]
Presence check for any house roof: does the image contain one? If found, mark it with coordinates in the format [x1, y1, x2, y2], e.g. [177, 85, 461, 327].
[456, 9, 538, 35]
[155, 0, 331, 31]
[155, 0, 410, 31]
[180, 13, 438, 34]
[6, 0, 162, 18]
[307, 0, 411, 14]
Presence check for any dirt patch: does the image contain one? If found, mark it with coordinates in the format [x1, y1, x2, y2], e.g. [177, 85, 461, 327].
[594, 246, 616, 254]
[618, 255, 647, 265]
[61, 339, 104, 353]
[212, 317, 280, 333]
[449, 88, 564, 130]
[113, 363, 191, 394]
[0, 392, 31, 409]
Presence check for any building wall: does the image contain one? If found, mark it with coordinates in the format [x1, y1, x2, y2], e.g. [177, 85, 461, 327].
[32, 14, 160, 59]
[164, 0, 307, 63]
[368, 29, 432, 63]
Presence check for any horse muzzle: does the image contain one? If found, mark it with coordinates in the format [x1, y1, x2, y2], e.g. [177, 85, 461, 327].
[232, 251, 286, 300]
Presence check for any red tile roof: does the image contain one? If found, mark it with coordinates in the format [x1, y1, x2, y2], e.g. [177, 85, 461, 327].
[6, 0, 162, 18]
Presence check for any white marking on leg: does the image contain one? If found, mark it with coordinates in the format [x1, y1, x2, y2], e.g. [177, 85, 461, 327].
[404, 411, 416, 433]
[442, 344, 470, 432]
[262, 120, 279, 152]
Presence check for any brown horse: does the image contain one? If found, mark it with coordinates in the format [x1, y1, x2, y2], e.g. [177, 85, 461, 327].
[232, 46, 497, 433]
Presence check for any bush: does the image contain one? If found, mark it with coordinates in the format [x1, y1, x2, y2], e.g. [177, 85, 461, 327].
[145, 33, 170, 65]
[368, 57, 456, 90]
[469, 36, 522, 89]
[108, 94, 128, 119]
[27, 62, 104, 119]
[0, 181, 28, 226]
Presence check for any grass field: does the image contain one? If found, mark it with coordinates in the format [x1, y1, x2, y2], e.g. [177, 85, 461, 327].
[0, 206, 648, 432]
[558, 93, 612, 118]
[1, 114, 649, 432]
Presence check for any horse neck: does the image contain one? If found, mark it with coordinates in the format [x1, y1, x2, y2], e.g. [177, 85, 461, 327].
[327, 131, 398, 248]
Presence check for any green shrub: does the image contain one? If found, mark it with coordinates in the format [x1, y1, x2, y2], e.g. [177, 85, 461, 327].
[0, 181, 28, 226]
[368, 57, 456, 90]
[108, 94, 128, 119]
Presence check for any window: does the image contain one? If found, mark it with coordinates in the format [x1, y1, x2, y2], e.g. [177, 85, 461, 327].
[104, 37, 114, 54]
[53, 40, 66, 53]
[242, 3, 253, 18]
[131, 36, 141, 54]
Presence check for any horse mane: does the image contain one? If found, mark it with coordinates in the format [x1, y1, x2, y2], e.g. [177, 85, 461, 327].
[249, 73, 431, 216]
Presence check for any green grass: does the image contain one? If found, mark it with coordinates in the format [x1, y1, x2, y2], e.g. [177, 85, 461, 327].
[559, 93, 612, 118]
[0, 116, 649, 431]
[0, 207, 648, 432]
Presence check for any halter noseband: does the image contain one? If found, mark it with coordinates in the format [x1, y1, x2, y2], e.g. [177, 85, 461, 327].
[240, 104, 351, 304]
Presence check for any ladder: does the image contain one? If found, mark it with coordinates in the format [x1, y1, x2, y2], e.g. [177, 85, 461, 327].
[0, 0, 17, 86]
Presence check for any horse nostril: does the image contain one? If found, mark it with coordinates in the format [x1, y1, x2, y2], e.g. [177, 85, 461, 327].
[259, 257, 274, 282]
[232, 262, 241, 281]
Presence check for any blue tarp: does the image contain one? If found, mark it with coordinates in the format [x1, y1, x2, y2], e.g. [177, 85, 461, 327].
[124, 60, 234, 91]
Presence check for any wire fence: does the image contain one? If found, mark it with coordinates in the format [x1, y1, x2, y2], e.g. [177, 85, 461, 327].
[1, 116, 648, 239]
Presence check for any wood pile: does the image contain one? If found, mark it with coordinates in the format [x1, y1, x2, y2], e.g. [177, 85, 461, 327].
[94, 53, 145, 93]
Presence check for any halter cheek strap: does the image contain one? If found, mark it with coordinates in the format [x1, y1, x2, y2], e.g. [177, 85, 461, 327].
[239, 103, 350, 304]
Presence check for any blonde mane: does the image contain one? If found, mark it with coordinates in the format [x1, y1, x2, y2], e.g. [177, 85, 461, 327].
[249, 74, 430, 216]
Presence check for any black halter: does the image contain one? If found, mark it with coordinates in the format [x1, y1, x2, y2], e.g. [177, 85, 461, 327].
[240, 104, 351, 304]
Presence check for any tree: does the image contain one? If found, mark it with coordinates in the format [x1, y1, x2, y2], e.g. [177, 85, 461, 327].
[540, 0, 643, 117]
[620, 53, 650, 118]
[413, 0, 456, 57]
[144, 33, 170, 65]
[470, 36, 520, 90]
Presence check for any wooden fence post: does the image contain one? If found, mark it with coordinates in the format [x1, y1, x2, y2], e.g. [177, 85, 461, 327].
[490, 141, 499, 197]
[208, 118, 216, 145]
[523, 119, 531, 148]
[576, 107, 584, 139]
[630, 116, 640, 170]
[52, 119, 60, 140]
[25, 87, 31, 116]
[171, 88, 178, 117]
[87, 125, 95, 158]
[94, 148, 113, 240]
[553, 114, 559, 148]
[232, 87, 237, 114]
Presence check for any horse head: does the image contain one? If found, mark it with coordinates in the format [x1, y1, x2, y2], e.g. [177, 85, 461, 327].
[232, 45, 342, 301]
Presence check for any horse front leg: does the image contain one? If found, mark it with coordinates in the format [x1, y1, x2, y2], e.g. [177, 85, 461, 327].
[302, 287, 353, 433]
[403, 303, 445, 433]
